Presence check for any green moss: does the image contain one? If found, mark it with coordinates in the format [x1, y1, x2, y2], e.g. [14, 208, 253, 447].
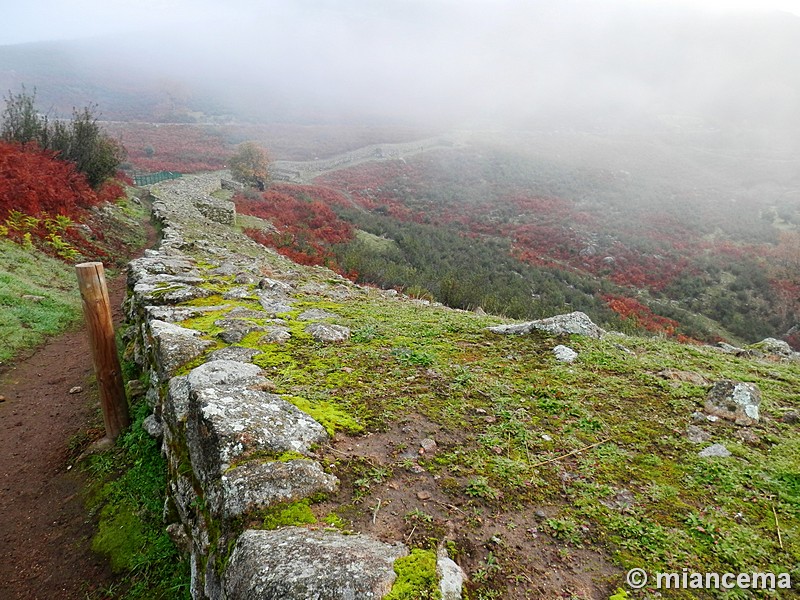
[323, 512, 350, 531]
[286, 395, 364, 436]
[184, 294, 227, 307]
[261, 499, 317, 529]
[384, 548, 441, 600]
[92, 499, 149, 572]
[86, 400, 190, 598]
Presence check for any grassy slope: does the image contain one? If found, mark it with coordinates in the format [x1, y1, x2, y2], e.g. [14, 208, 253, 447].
[0, 195, 148, 367]
[0, 238, 82, 365]
[167, 245, 800, 599]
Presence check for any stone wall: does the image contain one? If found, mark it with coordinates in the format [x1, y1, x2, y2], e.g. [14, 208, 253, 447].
[123, 174, 461, 599]
[270, 135, 461, 182]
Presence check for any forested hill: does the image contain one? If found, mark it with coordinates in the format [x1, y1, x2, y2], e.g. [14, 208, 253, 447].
[225, 130, 800, 349]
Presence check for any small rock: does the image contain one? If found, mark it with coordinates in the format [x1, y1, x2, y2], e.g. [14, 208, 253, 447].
[781, 410, 799, 424]
[534, 510, 547, 520]
[126, 379, 145, 398]
[541, 434, 553, 442]
[488, 311, 606, 339]
[553, 345, 578, 363]
[222, 286, 256, 300]
[419, 438, 437, 454]
[736, 428, 760, 445]
[409, 464, 425, 474]
[438, 546, 466, 600]
[166, 523, 191, 554]
[417, 491, 432, 501]
[306, 322, 350, 343]
[297, 309, 338, 321]
[686, 425, 711, 444]
[658, 369, 710, 387]
[751, 337, 796, 359]
[69, 386, 83, 394]
[206, 346, 260, 363]
[142, 414, 164, 439]
[705, 380, 761, 426]
[698, 443, 732, 458]
[261, 326, 292, 344]
[0, 395, 6, 402]
[691, 411, 707, 423]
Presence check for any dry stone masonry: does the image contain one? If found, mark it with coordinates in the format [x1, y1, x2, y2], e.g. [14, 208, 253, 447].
[123, 173, 419, 599]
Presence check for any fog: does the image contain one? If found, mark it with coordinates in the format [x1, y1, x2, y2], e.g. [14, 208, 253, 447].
[3, 0, 800, 134]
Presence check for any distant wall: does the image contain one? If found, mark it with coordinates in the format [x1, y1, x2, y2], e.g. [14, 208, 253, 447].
[270, 135, 460, 182]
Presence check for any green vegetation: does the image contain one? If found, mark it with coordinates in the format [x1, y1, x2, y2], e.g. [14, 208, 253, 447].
[0, 237, 81, 364]
[0, 193, 148, 366]
[169, 254, 800, 598]
[2, 87, 126, 188]
[385, 548, 441, 600]
[261, 499, 317, 530]
[334, 211, 615, 323]
[85, 401, 190, 599]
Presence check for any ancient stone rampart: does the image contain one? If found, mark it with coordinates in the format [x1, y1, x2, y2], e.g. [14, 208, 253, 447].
[123, 174, 421, 599]
[270, 135, 461, 182]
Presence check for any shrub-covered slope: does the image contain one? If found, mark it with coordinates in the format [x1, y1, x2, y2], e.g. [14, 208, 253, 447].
[143, 174, 799, 599]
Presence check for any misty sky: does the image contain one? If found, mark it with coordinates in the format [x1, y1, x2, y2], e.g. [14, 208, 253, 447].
[2, 0, 799, 45]
[2, 0, 799, 130]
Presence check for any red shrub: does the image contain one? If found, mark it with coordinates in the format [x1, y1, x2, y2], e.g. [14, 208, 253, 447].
[235, 185, 354, 270]
[0, 141, 100, 221]
[604, 294, 680, 336]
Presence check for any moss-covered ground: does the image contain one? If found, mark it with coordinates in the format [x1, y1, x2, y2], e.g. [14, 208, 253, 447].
[165, 247, 800, 599]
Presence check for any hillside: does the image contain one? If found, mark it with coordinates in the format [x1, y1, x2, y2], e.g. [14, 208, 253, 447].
[221, 130, 800, 351]
[111, 172, 800, 599]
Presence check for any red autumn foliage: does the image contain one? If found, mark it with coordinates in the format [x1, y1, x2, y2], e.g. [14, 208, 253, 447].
[104, 122, 233, 173]
[0, 141, 102, 221]
[604, 294, 681, 337]
[235, 184, 354, 270]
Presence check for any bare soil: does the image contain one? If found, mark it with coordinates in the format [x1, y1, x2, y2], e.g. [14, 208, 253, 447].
[315, 412, 620, 599]
[0, 273, 131, 599]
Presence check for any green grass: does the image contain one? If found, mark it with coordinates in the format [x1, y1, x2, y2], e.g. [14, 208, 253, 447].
[85, 400, 191, 599]
[0, 238, 82, 364]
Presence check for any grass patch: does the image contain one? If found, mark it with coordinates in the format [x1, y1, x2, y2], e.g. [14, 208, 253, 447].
[85, 401, 190, 599]
[0, 238, 81, 364]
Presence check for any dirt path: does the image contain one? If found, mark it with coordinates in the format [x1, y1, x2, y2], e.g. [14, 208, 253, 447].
[0, 273, 132, 600]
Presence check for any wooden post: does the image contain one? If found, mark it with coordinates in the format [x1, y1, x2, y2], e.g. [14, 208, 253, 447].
[76, 262, 130, 440]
